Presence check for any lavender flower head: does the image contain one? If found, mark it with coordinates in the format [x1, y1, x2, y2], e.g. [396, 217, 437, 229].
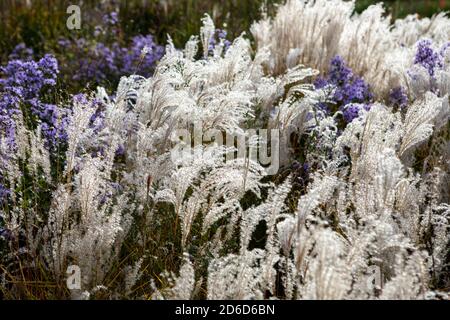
[408, 40, 449, 97]
[327, 55, 353, 84]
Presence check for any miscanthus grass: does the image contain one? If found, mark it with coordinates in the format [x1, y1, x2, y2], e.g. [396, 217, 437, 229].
[0, 0, 449, 300]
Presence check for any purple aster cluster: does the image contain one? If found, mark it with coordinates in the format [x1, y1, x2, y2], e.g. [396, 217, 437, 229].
[61, 34, 164, 84]
[0, 54, 68, 149]
[8, 43, 34, 61]
[208, 29, 232, 55]
[6, 10, 163, 92]
[102, 11, 119, 26]
[120, 35, 165, 76]
[408, 40, 449, 96]
[414, 39, 443, 77]
[70, 40, 118, 82]
[342, 103, 371, 123]
[314, 56, 373, 122]
[389, 86, 408, 109]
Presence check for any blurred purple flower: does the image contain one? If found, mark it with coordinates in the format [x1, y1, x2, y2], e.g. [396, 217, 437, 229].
[208, 29, 231, 55]
[389, 86, 408, 109]
[120, 34, 164, 77]
[8, 43, 34, 61]
[103, 11, 119, 26]
[67, 34, 163, 83]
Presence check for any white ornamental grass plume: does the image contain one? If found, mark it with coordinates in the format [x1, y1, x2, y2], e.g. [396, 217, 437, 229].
[391, 13, 450, 48]
[300, 228, 352, 300]
[379, 251, 430, 300]
[252, 0, 450, 99]
[338, 3, 394, 98]
[154, 254, 195, 300]
[64, 98, 98, 177]
[399, 92, 449, 161]
[207, 249, 266, 300]
[42, 121, 131, 296]
[71, 15, 287, 298]
[331, 100, 448, 298]
[66, 155, 128, 291]
[0, 114, 52, 257]
[251, 0, 353, 76]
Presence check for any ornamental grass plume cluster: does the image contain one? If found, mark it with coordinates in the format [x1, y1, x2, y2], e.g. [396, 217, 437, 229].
[0, 1, 449, 300]
[251, 0, 450, 100]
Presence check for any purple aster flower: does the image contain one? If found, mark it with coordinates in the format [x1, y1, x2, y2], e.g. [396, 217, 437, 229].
[208, 29, 231, 55]
[342, 103, 371, 122]
[67, 33, 163, 83]
[0, 53, 64, 148]
[314, 56, 373, 123]
[314, 77, 329, 89]
[328, 56, 353, 84]
[38, 54, 59, 86]
[120, 35, 164, 77]
[414, 39, 443, 77]
[73, 93, 90, 105]
[389, 87, 408, 109]
[103, 11, 119, 26]
[8, 43, 34, 61]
